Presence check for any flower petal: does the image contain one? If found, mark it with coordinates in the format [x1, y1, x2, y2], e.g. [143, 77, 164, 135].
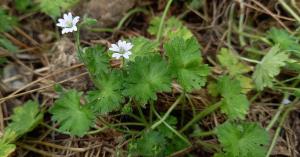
[72, 26, 77, 31]
[61, 28, 68, 34]
[123, 51, 132, 59]
[117, 40, 124, 47]
[109, 44, 120, 52]
[112, 53, 122, 59]
[67, 12, 73, 21]
[63, 13, 69, 20]
[124, 43, 133, 51]
[61, 27, 74, 34]
[72, 16, 80, 25]
[57, 18, 67, 27]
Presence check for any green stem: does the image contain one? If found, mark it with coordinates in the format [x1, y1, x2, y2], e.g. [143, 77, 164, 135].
[186, 94, 196, 117]
[136, 103, 148, 126]
[180, 102, 221, 133]
[124, 112, 144, 123]
[88, 122, 145, 135]
[89, 28, 114, 33]
[227, 3, 235, 48]
[238, 56, 261, 64]
[238, 0, 246, 46]
[151, 94, 183, 129]
[235, 31, 272, 45]
[17, 142, 59, 157]
[73, 31, 86, 66]
[266, 107, 293, 157]
[156, 0, 173, 41]
[266, 95, 288, 131]
[278, 0, 300, 24]
[196, 140, 221, 152]
[274, 86, 299, 91]
[116, 8, 148, 30]
[151, 103, 191, 145]
[149, 101, 154, 124]
[268, 78, 300, 131]
[89, 8, 148, 33]
[245, 47, 266, 55]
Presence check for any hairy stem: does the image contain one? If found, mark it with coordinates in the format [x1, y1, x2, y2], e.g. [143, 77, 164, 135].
[156, 0, 173, 41]
[278, 0, 300, 24]
[151, 94, 183, 129]
[151, 103, 191, 145]
[238, 0, 246, 46]
[180, 102, 221, 133]
[266, 107, 293, 157]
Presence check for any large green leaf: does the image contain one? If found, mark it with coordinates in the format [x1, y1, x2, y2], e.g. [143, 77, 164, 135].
[123, 55, 172, 103]
[86, 70, 124, 114]
[217, 76, 249, 120]
[49, 90, 95, 136]
[252, 46, 289, 90]
[215, 121, 269, 157]
[164, 37, 210, 92]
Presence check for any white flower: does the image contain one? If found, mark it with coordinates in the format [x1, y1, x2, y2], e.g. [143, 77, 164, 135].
[109, 40, 133, 59]
[56, 12, 80, 34]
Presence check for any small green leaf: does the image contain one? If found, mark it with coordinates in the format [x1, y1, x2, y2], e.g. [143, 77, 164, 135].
[236, 75, 253, 93]
[6, 101, 43, 137]
[81, 16, 97, 26]
[0, 8, 17, 32]
[86, 70, 124, 114]
[130, 37, 159, 60]
[217, 48, 251, 76]
[49, 90, 95, 136]
[0, 57, 7, 65]
[128, 131, 166, 156]
[0, 129, 17, 144]
[208, 81, 219, 97]
[38, 0, 79, 18]
[164, 37, 210, 92]
[284, 59, 300, 72]
[15, 0, 32, 11]
[148, 16, 193, 40]
[217, 76, 249, 120]
[0, 142, 16, 157]
[123, 55, 172, 103]
[0, 37, 18, 53]
[157, 116, 177, 138]
[189, 0, 204, 9]
[215, 121, 269, 157]
[81, 45, 110, 77]
[267, 27, 300, 56]
[252, 45, 289, 90]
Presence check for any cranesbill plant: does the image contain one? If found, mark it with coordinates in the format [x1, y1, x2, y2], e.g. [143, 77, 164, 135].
[49, 12, 271, 157]
[5, 5, 295, 156]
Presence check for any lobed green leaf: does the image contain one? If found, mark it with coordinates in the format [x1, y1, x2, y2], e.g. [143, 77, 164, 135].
[123, 55, 172, 103]
[148, 16, 193, 40]
[164, 37, 210, 92]
[6, 101, 43, 137]
[86, 70, 124, 114]
[217, 76, 249, 120]
[38, 0, 79, 18]
[252, 45, 289, 90]
[49, 90, 95, 136]
[130, 37, 159, 60]
[81, 45, 110, 77]
[215, 121, 269, 157]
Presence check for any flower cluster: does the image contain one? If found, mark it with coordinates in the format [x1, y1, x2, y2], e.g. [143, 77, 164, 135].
[57, 13, 133, 59]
